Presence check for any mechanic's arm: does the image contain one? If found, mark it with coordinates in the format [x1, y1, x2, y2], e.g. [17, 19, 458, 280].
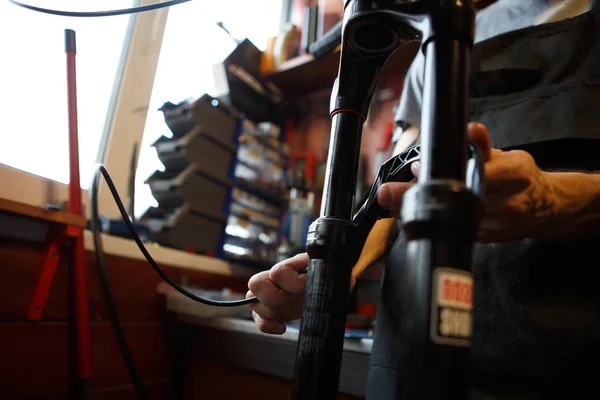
[517, 166, 600, 240]
[381, 122, 600, 243]
[463, 123, 600, 241]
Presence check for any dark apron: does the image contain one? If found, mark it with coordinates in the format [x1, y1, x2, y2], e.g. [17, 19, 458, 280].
[367, 3, 600, 400]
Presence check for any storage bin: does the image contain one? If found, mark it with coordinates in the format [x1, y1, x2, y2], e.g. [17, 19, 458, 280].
[159, 94, 240, 147]
[143, 203, 226, 254]
[230, 187, 281, 217]
[153, 127, 236, 181]
[146, 165, 231, 217]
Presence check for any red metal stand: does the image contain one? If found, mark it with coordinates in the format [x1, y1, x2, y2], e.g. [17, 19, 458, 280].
[65, 29, 93, 398]
[27, 224, 65, 320]
[27, 29, 92, 399]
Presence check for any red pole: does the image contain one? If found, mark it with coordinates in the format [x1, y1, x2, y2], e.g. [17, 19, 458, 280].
[65, 28, 92, 399]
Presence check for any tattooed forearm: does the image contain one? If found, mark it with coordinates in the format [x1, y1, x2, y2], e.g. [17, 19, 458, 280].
[538, 171, 600, 239]
[524, 172, 559, 220]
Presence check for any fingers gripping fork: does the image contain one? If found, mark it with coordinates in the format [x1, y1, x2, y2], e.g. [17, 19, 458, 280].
[303, 140, 480, 271]
[356, 142, 483, 229]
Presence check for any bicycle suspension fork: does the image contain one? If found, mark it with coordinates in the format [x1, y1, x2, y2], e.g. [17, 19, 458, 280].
[291, 1, 479, 399]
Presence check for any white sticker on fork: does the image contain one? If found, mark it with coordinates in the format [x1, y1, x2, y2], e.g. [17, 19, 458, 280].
[430, 268, 473, 347]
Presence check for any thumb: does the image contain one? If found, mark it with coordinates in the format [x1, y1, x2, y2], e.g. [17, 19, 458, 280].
[467, 122, 492, 162]
[377, 182, 414, 214]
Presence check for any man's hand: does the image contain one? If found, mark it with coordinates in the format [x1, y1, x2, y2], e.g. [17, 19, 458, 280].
[466, 123, 561, 242]
[246, 253, 308, 334]
[378, 122, 568, 243]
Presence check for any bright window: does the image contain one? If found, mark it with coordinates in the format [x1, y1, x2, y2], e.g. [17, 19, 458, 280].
[134, 0, 284, 217]
[0, 0, 133, 188]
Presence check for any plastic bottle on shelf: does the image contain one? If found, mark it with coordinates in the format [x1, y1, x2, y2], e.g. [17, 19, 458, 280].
[260, 36, 277, 75]
[273, 23, 301, 69]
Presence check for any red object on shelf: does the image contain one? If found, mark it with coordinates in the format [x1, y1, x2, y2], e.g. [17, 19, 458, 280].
[379, 122, 395, 151]
[357, 303, 378, 318]
[285, 118, 295, 144]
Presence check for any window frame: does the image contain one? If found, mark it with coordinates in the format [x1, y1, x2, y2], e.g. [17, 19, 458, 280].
[0, 0, 170, 220]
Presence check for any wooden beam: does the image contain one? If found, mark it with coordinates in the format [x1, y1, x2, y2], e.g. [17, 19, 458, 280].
[0, 197, 87, 228]
[263, 41, 420, 99]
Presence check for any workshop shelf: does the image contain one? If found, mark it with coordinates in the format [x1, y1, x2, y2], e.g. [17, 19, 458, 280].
[262, 40, 420, 98]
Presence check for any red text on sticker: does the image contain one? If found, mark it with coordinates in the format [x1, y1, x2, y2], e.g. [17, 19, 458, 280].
[440, 275, 473, 310]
